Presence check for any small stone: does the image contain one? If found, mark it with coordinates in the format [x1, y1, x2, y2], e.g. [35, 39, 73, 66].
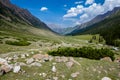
[26, 54, 29, 57]
[13, 55, 19, 60]
[66, 61, 74, 69]
[19, 62, 26, 66]
[42, 73, 47, 77]
[53, 77, 58, 80]
[61, 75, 65, 78]
[98, 71, 101, 74]
[71, 72, 79, 78]
[30, 62, 42, 67]
[101, 77, 112, 80]
[26, 58, 34, 64]
[52, 66, 56, 72]
[13, 65, 21, 73]
[21, 54, 26, 58]
[93, 68, 96, 72]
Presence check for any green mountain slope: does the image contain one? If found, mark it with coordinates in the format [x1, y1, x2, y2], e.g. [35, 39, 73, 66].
[0, 0, 59, 42]
[79, 8, 120, 46]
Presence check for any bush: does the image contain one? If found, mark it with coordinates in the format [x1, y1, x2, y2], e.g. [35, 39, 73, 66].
[48, 47, 115, 61]
[5, 40, 31, 46]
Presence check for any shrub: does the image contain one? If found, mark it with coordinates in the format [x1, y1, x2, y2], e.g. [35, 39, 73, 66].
[5, 40, 31, 46]
[48, 47, 115, 61]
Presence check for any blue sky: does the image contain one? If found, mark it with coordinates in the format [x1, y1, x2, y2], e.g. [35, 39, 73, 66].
[10, 0, 120, 28]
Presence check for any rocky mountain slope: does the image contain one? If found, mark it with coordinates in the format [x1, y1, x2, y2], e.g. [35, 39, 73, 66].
[0, 0, 53, 31]
[0, 0, 59, 43]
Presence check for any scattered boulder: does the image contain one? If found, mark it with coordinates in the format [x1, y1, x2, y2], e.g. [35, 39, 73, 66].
[100, 57, 112, 62]
[42, 73, 47, 77]
[0, 58, 8, 65]
[30, 62, 42, 67]
[19, 62, 26, 66]
[60, 74, 65, 78]
[26, 58, 34, 64]
[1, 64, 13, 73]
[13, 65, 21, 73]
[25, 54, 29, 57]
[66, 61, 74, 69]
[55, 56, 68, 63]
[52, 66, 56, 72]
[71, 72, 80, 78]
[33, 54, 52, 62]
[21, 54, 26, 58]
[101, 77, 112, 80]
[53, 77, 58, 80]
[13, 55, 19, 60]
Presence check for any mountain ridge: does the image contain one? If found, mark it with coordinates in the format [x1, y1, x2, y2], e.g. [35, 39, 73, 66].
[0, 0, 52, 31]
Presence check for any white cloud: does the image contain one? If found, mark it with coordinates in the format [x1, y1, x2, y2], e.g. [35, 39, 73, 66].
[63, 0, 120, 24]
[75, 1, 83, 4]
[63, 5, 83, 18]
[85, 0, 94, 5]
[40, 7, 48, 11]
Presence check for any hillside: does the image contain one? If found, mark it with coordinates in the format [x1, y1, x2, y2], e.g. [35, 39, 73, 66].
[78, 7, 120, 46]
[0, 0, 52, 30]
[0, 0, 59, 42]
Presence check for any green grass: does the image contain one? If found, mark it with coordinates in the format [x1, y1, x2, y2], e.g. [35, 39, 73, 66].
[0, 57, 119, 80]
[5, 40, 31, 46]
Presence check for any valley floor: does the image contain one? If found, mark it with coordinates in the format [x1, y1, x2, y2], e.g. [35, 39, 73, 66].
[0, 35, 120, 80]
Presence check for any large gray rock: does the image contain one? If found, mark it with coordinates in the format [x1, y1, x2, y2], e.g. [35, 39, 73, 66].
[0, 64, 13, 73]
[0, 58, 8, 65]
[13, 65, 21, 73]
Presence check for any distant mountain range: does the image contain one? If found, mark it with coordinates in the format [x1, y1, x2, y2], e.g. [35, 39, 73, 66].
[47, 23, 75, 35]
